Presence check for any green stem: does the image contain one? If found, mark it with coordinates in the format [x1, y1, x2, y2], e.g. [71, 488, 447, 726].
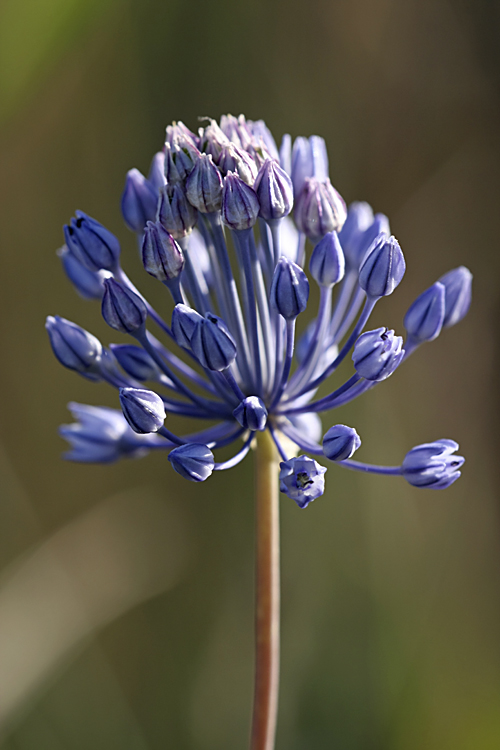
[251, 430, 280, 750]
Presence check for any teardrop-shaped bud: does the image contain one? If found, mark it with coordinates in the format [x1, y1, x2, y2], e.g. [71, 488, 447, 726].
[270, 257, 309, 320]
[142, 221, 184, 281]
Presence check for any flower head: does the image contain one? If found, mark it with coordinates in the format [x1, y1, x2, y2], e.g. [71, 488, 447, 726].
[49, 114, 471, 502]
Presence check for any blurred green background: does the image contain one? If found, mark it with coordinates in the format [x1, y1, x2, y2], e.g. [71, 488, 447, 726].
[0, 0, 499, 747]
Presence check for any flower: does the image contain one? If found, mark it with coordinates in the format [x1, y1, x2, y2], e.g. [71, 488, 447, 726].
[279, 456, 327, 508]
[48, 114, 471, 503]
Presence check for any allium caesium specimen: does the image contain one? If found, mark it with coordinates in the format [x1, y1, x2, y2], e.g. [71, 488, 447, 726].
[48, 114, 471, 509]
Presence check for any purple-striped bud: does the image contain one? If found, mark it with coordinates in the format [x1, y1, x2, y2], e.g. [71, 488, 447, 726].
[359, 234, 405, 298]
[404, 282, 445, 342]
[119, 387, 165, 434]
[217, 143, 258, 185]
[294, 178, 347, 241]
[338, 202, 373, 251]
[309, 231, 345, 287]
[323, 424, 361, 461]
[191, 313, 237, 371]
[438, 266, 473, 328]
[401, 439, 464, 489]
[60, 403, 157, 463]
[291, 136, 329, 198]
[46, 316, 102, 376]
[338, 203, 391, 270]
[352, 327, 404, 381]
[340, 209, 391, 271]
[199, 120, 230, 162]
[166, 121, 199, 148]
[110, 344, 159, 381]
[148, 151, 166, 191]
[220, 114, 252, 150]
[168, 443, 215, 482]
[270, 257, 309, 320]
[142, 221, 184, 281]
[101, 278, 147, 334]
[163, 142, 186, 188]
[247, 118, 280, 161]
[279, 455, 327, 508]
[157, 184, 197, 240]
[185, 153, 223, 213]
[221, 172, 260, 230]
[171, 304, 203, 348]
[233, 396, 268, 431]
[57, 245, 108, 300]
[254, 159, 294, 222]
[121, 168, 158, 232]
[63, 211, 120, 273]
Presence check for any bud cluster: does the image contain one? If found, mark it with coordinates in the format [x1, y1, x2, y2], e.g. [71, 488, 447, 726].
[49, 113, 471, 507]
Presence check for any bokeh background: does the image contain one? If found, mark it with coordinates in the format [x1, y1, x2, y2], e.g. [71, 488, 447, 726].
[0, 0, 499, 747]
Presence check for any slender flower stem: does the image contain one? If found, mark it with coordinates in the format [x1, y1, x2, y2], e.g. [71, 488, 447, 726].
[252, 429, 280, 750]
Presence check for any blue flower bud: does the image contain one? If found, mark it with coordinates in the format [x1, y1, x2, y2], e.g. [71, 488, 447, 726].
[338, 203, 390, 267]
[220, 114, 252, 150]
[279, 455, 327, 508]
[121, 168, 158, 232]
[438, 266, 473, 328]
[199, 119, 230, 162]
[359, 215, 390, 257]
[221, 172, 260, 230]
[404, 282, 445, 342]
[46, 315, 102, 376]
[142, 220, 184, 282]
[57, 245, 108, 299]
[110, 344, 159, 381]
[60, 402, 157, 463]
[164, 140, 200, 187]
[338, 202, 373, 252]
[190, 313, 237, 371]
[270, 257, 309, 320]
[233, 396, 268, 431]
[166, 121, 199, 148]
[168, 443, 215, 482]
[101, 278, 147, 334]
[63, 211, 121, 273]
[247, 118, 280, 161]
[352, 327, 404, 381]
[254, 159, 294, 222]
[323, 424, 361, 461]
[185, 153, 223, 213]
[217, 143, 258, 185]
[291, 136, 329, 198]
[294, 178, 347, 241]
[178, 137, 200, 174]
[309, 231, 345, 287]
[358, 234, 405, 298]
[171, 303, 204, 348]
[119, 387, 166, 434]
[163, 142, 185, 188]
[157, 184, 197, 240]
[148, 151, 166, 191]
[401, 439, 464, 489]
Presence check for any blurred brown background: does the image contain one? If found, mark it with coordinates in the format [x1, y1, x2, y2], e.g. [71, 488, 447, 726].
[0, 0, 499, 747]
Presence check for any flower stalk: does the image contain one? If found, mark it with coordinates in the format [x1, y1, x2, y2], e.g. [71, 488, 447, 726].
[252, 429, 280, 750]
